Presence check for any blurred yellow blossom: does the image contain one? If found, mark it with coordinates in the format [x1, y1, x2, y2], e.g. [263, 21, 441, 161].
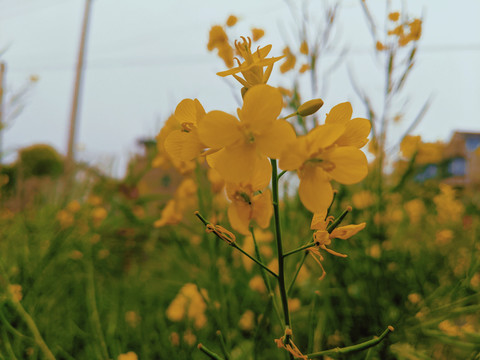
[57, 209, 74, 228]
[299, 64, 310, 73]
[434, 184, 464, 223]
[118, 352, 137, 360]
[170, 332, 180, 346]
[299, 40, 309, 55]
[435, 229, 454, 246]
[125, 311, 141, 328]
[239, 310, 255, 331]
[166, 283, 208, 329]
[288, 298, 301, 312]
[249, 275, 267, 293]
[226, 15, 237, 27]
[404, 199, 425, 224]
[388, 12, 400, 21]
[280, 46, 296, 73]
[91, 206, 108, 227]
[352, 190, 375, 209]
[251, 28, 265, 41]
[207, 25, 234, 67]
[66, 200, 81, 213]
[183, 329, 197, 346]
[8, 284, 22, 302]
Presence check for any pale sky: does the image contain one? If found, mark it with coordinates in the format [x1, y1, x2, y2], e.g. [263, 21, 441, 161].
[1, 0, 480, 176]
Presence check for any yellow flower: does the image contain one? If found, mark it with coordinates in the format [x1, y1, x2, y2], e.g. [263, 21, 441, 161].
[166, 283, 208, 329]
[280, 46, 296, 73]
[352, 190, 375, 209]
[251, 28, 265, 41]
[118, 352, 138, 360]
[388, 12, 400, 21]
[226, 15, 237, 27]
[198, 84, 296, 183]
[299, 64, 310, 73]
[299, 40, 309, 55]
[239, 310, 255, 331]
[404, 199, 425, 224]
[8, 284, 23, 302]
[207, 25, 234, 67]
[376, 41, 387, 51]
[216, 37, 284, 88]
[279, 103, 370, 213]
[164, 99, 207, 161]
[226, 163, 273, 234]
[249, 275, 267, 293]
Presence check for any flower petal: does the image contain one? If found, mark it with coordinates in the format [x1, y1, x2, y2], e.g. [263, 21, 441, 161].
[164, 130, 204, 161]
[198, 110, 242, 148]
[298, 165, 333, 213]
[256, 119, 297, 159]
[239, 85, 283, 132]
[325, 102, 352, 125]
[279, 137, 308, 171]
[330, 223, 366, 240]
[252, 189, 273, 229]
[335, 118, 371, 148]
[306, 124, 345, 154]
[326, 146, 368, 184]
[206, 143, 259, 183]
[175, 99, 205, 126]
[228, 202, 251, 235]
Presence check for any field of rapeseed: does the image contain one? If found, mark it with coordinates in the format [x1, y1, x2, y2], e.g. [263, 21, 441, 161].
[1, 4, 479, 360]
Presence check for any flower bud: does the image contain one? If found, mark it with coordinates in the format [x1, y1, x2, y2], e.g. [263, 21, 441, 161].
[297, 98, 324, 116]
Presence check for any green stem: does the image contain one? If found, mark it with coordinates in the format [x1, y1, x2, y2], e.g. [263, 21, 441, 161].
[198, 343, 226, 360]
[326, 207, 352, 233]
[216, 330, 230, 360]
[195, 212, 278, 278]
[287, 252, 308, 296]
[250, 227, 283, 326]
[270, 159, 291, 330]
[278, 170, 287, 179]
[306, 326, 394, 358]
[284, 241, 316, 257]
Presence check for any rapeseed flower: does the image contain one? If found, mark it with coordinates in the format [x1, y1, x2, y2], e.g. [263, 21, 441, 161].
[251, 28, 265, 41]
[207, 25, 234, 67]
[226, 15, 237, 27]
[279, 46, 296, 73]
[198, 84, 296, 183]
[166, 283, 208, 329]
[164, 98, 208, 161]
[279, 102, 369, 213]
[216, 37, 284, 89]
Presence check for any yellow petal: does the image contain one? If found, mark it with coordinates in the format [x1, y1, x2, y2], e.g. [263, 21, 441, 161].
[307, 124, 345, 154]
[335, 118, 371, 148]
[164, 130, 204, 161]
[330, 223, 366, 239]
[250, 156, 272, 189]
[298, 165, 333, 213]
[198, 110, 242, 148]
[279, 137, 308, 171]
[325, 102, 352, 125]
[325, 147, 368, 184]
[256, 119, 296, 159]
[310, 211, 328, 230]
[228, 202, 251, 235]
[238, 85, 283, 132]
[175, 99, 205, 126]
[252, 189, 273, 229]
[206, 143, 258, 183]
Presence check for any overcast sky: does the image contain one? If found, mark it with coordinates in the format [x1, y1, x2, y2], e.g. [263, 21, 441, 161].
[1, 0, 479, 176]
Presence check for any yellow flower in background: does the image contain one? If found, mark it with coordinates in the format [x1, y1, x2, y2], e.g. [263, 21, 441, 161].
[166, 283, 208, 329]
[154, 178, 197, 228]
[226, 15, 237, 27]
[91, 206, 108, 227]
[8, 284, 23, 302]
[216, 37, 284, 88]
[118, 352, 137, 360]
[434, 184, 464, 224]
[279, 102, 369, 213]
[376, 41, 387, 51]
[251, 28, 265, 41]
[404, 199, 425, 224]
[164, 98, 208, 162]
[207, 25, 234, 67]
[57, 209, 74, 228]
[352, 190, 375, 209]
[198, 84, 296, 183]
[239, 310, 255, 331]
[280, 46, 296, 73]
[388, 12, 400, 21]
[299, 40, 309, 55]
[299, 64, 310, 73]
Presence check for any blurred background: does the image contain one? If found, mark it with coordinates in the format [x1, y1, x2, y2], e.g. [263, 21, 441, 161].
[1, 0, 480, 176]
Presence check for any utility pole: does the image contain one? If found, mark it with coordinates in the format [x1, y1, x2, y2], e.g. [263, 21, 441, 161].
[66, 0, 93, 169]
[0, 62, 5, 164]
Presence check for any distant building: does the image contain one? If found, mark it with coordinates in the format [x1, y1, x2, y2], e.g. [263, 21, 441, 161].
[443, 131, 480, 187]
[413, 131, 480, 187]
